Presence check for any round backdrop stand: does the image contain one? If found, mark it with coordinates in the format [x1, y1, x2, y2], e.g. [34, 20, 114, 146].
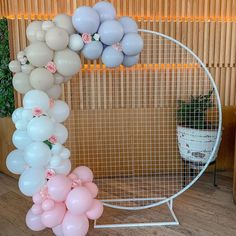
[72, 29, 222, 228]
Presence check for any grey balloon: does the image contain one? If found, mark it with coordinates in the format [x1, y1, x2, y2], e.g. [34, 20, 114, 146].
[122, 54, 139, 67]
[102, 46, 124, 68]
[82, 41, 103, 60]
[93, 1, 116, 22]
[98, 20, 124, 45]
[119, 16, 138, 34]
[72, 6, 100, 34]
[121, 33, 144, 56]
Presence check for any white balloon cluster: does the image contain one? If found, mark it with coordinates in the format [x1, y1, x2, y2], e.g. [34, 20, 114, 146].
[7, 90, 71, 196]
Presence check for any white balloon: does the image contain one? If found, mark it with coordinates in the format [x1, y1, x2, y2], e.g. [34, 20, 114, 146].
[23, 90, 50, 111]
[51, 143, 63, 155]
[9, 60, 21, 73]
[27, 116, 55, 141]
[53, 159, 71, 175]
[6, 149, 26, 174]
[59, 148, 71, 159]
[36, 30, 46, 41]
[25, 142, 51, 167]
[54, 123, 68, 144]
[53, 14, 75, 35]
[46, 85, 62, 99]
[12, 130, 32, 150]
[50, 155, 62, 167]
[12, 108, 24, 124]
[19, 168, 46, 196]
[21, 109, 33, 121]
[69, 34, 84, 51]
[26, 21, 43, 43]
[49, 100, 69, 123]
[15, 119, 28, 130]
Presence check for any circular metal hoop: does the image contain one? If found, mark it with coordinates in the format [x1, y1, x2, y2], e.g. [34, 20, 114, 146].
[69, 29, 222, 211]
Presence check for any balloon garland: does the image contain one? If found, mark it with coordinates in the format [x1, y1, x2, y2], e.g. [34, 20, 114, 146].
[7, 1, 143, 235]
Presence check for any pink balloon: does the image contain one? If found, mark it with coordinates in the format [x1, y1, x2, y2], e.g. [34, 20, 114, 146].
[31, 204, 43, 215]
[42, 199, 55, 211]
[53, 224, 64, 236]
[65, 186, 93, 215]
[41, 202, 66, 228]
[72, 166, 93, 183]
[26, 209, 46, 231]
[62, 212, 89, 236]
[84, 182, 98, 198]
[33, 192, 45, 204]
[47, 175, 72, 202]
[86, 199, 104, 220]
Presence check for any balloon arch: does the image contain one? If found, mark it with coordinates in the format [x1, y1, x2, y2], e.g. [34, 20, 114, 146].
[7, 1, 143, 236]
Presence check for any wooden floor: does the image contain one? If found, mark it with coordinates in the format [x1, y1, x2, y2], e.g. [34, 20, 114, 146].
[0, 172, 235, 236]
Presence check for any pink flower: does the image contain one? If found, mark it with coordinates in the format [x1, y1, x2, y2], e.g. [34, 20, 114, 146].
[82, 33, 92, 44]
[46, 169, 56, 180]
[32, 107, 43, 117]
[112, 42, 122, 52]
[49, 98, 55, 108]
[49, 135, 57, 144]
[45, 61, 57, 73]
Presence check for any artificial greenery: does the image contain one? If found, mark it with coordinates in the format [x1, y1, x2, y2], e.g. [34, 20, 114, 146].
[0, 18, 14, 117]
[177, 89, 214, 129]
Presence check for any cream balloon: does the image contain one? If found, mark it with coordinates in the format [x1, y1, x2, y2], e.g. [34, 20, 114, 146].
[49, 100, 70, 123]
[27, 116, 55, 141]
[68, 34, 84, 51]
[54, 49, 81, 77]
[46, 85, 62, 99]
[53, 14, 75, 34]
[9, 60, 21, 73]
[21, 64, 35, 74]
[13, 72, 33, 94]
[26, 21, 43, 43]
[54, 73, 64, 85]
[42, 20, 55, 31]
[23, 90, 50, 111]
[30, 68, 54, 91]
[45, 27, 69, 51]
[36, 30, 46, 41]
[26, 42, 53, 67]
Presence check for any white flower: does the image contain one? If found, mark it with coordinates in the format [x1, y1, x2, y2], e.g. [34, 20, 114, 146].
[93, 33, 100, 41]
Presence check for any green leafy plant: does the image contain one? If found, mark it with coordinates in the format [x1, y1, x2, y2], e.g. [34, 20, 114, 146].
[177, 89, 214, 129]
[0, 18, 14, 117]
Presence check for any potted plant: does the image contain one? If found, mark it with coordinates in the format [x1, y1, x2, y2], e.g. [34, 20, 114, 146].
[176, 90, 220, 169]
[0, 18, 15, 175]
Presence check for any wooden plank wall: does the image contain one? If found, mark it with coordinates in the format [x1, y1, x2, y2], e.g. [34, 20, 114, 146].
[0, 0, 235, 174]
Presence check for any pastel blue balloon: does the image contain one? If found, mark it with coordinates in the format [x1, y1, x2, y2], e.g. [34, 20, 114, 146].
[119, 16, 138, 34]
[102, 46, 124, 68]
[82, 41, 103, 60]
[72, 6, 100, 34]
[121, 33, 144, 56]
[93, 1, 116, 22]
[98, 20, 124, 45]
[123, 54, 139, 67]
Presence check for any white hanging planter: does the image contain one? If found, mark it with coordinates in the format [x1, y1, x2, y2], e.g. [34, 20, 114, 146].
[177, 125, 220, 168]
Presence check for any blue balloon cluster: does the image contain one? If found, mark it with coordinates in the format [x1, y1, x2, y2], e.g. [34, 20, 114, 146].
[72, 1, 143, 68]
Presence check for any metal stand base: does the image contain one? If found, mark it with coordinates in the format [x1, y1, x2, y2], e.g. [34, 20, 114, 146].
[94, 199, 179, 229]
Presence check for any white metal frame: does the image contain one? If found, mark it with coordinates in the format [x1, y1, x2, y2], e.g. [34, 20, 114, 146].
[94, 29, 222, 229]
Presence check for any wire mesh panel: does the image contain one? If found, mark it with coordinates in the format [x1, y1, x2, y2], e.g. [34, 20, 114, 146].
[64, 30, 221, 210]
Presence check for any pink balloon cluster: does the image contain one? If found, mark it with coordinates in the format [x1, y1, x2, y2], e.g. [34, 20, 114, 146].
[26, 166, 103, 236]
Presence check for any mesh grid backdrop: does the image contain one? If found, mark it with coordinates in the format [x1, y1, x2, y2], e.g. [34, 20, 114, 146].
[63, 30, 220, 209]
